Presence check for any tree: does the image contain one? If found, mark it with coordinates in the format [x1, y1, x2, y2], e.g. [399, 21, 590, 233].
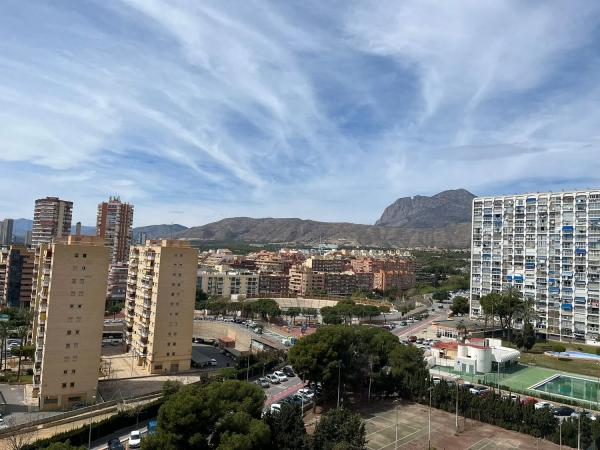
[450, 296, 469, 316]
[432, 290, 450, 301]
[287, 307, 302, 326]
[312, 408, 366, 450]
[196, 289, 209, 310]
[455, 320, 469, 343]
[479, 292, 501, 337]
[107, 304, 122, 320]
[142, 380, 268, 450]
[518, 322, 536, 351]
[263, 403, 308, 450]
[10, 344, 34, 359]
[15, 309, 32, 382]
[253, 299, 281, 322]
[320, 307, 342, 325]
[0, 321, 9, 372]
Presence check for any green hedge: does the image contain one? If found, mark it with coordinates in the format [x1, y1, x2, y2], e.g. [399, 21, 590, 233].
[23, 399, 163, 449]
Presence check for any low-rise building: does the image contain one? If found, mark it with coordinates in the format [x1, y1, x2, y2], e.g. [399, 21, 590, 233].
[258, 272, 289, 296]
[430, 338, 520, 374]
[324, 272, 356, 297]
[197, 268, 259, 298]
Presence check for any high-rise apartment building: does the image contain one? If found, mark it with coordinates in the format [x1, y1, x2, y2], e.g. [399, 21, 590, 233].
[106, 262, 128, 308]
[470, 190, 600, 342]
[126, 240, 197, 374]
[0, 219, 14, 246]
[32, 197, 73, 247]
[3, 245, 35, 309]
[31, 236, 109, 410]
[96, 196, 134, 264]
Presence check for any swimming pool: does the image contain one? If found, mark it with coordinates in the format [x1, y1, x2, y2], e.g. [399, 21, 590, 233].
[532, 374, 600, 403]
[545, 350, 600, 361]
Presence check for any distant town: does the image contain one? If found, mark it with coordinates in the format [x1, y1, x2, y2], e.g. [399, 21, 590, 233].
[0, 189, 599, 449]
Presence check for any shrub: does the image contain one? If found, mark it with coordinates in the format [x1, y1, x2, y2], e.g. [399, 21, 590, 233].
[551, 343, 566, 353]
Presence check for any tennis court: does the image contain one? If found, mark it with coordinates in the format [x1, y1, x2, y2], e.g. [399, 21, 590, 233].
[360, 401, 561, 449]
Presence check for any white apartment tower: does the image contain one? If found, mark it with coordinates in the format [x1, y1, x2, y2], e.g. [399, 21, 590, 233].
[470, 190, 600, 342]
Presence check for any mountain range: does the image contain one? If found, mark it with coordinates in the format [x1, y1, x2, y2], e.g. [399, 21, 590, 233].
[8, 189, 474, 248]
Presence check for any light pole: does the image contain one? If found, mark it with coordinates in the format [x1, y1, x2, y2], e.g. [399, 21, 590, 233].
[428, 385, 432, 450]
[337, 362, 341, 408]
[394, 400, 398, 450]
[455, 377, 461, 432]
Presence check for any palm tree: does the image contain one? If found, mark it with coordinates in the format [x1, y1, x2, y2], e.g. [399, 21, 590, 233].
[456, 320, 469, 343]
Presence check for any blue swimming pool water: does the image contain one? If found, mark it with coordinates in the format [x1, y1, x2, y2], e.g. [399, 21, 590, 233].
[547, 351, 600, 361]
[533, 375, 600, 402]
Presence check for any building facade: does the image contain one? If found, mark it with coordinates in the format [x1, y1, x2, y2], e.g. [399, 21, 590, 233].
[31, 236, 109, 410]
[96, 196, 134, 264]
[126, 240, 197, 374]
[3, 245, 35, 309]
[197, 269, 259, 298]
[0, 219, 14, 246]
[470, 190, 600, 342]
[106, 262, 129, 308]
[258, 272, 289, 296]
[32, 197, 73, 247]
[304, 257, 346, 273]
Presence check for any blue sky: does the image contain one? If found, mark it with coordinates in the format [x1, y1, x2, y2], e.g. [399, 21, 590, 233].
[2, 1, 600, 226]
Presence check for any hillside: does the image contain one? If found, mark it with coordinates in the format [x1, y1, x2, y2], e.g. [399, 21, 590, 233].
[375, 189, 475, 228]
[175, 217, 470, 248]
[133, 224, 188, 239]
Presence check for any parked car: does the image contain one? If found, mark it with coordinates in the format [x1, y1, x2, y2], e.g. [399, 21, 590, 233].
[501, 393, 519, 402]
[408, 336, 417, 342]
[128, 430, 142, 449]
[283, 366, 295, 377]
[432, 377, 441, 385]
[107, 438, 125, 450]
[270, 403, 282, 414]
[267, 374, 280, 384]
[469, 386, 489, 396]
[257, 377, 270, 388]
[274, 371, 288, 382]
[552, 406, 575, 417]
[297, 388, 315, 400]
[209, 358, 218, 366]
[587, 412, 597, 421]
[520, 397, 538, 405]
[535, 401, 554, 410]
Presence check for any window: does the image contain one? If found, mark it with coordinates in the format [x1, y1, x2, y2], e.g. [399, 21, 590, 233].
[69, 304, 74, 309]
[81, 266, 86, 271]
[63, 370, 68, 375]
[67, 330, 71, 335]
[77, 304, 82, 308]
[72, 356, 78, 362]
[71, 278, 76, 284]
[65, 343, 70, 349]
[74, 253, 79, 258]
[79, 279, 84, 284]
[82, 253, 87, 258]
[75, 330, 80, 335]
[71, 369, 76, 374]
[62, 383, 67, 388]
[70, 382, 75, 388]
[70, 291, 76, 296]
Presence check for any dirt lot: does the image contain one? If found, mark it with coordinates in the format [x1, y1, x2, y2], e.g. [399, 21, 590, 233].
[360, 400, 564, 450]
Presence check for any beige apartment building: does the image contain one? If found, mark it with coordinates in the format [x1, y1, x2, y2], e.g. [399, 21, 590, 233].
[32, 236, 109, 411]
[96, 196, 134, 264]
[197, 268, 259, 298]
[126, 240, 197, 374]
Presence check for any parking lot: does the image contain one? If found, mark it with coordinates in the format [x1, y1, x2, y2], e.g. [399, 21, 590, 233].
[192, 343, 234, 368]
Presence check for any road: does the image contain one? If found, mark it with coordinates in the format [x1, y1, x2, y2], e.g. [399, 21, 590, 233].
[393, 310, 447, 339]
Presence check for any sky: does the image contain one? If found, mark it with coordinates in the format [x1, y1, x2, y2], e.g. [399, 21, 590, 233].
[2, 1, 600, 227]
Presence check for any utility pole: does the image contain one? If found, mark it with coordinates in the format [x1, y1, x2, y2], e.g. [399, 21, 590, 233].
[336, 362, 341, 408]
[394, 401, 398, 450]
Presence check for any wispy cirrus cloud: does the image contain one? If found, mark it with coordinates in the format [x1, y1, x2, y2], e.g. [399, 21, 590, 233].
[1, 1, 600, 225]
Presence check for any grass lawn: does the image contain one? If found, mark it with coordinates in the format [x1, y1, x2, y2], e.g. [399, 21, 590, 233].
[518, 352, 600, 378]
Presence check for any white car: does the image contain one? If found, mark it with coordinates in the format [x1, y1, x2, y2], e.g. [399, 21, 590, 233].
[209, 358, 218, 366]
[297, 388, 314, 400]
[270, 403, 282, 413]
[535, 401, 554, 410]
[274, 371, 288, 382]
[128, 430, 142, 449]
[266, 374, 280, 384]
[432, 377, 441, 385]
